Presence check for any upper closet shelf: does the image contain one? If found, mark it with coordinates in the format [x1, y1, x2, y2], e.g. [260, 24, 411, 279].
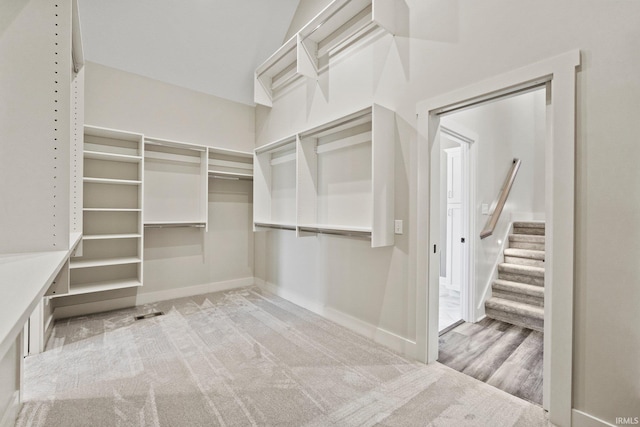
[297, 0, 407, 78]
[254, 36, 299, 107]
[208, 147, 253, 180]
[254, 0, 408, 106]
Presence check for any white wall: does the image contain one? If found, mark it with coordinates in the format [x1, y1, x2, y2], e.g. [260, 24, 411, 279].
[53, 63, 255, 312]
[84, 62, 255, 152]
[256, 0, 640, 424]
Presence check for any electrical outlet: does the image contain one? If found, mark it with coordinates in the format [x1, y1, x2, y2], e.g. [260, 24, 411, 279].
[394, 220, 403, 234]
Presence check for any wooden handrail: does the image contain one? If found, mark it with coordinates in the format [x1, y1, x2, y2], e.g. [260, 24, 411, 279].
[480, 158, 521, 239]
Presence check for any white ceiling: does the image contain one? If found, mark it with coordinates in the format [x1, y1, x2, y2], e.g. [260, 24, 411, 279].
[77, 0, 300, 106]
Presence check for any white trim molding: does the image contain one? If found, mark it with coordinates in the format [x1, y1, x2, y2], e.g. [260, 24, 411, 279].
[572, 409, 619, 427]
[54, 277, 255, 320]
[0, 392, 19, 427]
[256, 280, 417, 359]
[415, 50, 580, 427]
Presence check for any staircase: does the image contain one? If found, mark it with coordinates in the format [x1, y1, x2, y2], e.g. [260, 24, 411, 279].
[485, 222, 545, 332]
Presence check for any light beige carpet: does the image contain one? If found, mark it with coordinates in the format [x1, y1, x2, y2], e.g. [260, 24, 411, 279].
[17, 287, 550, 426]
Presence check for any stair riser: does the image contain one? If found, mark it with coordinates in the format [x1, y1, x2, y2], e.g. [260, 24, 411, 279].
[492, 290, 544, 307]
[498, 272, 544, 286]
[513, 227, 545, 236]
[504, 256, 545, 268]
[486, 308, 544, 332]
[509, 242, 545, 251]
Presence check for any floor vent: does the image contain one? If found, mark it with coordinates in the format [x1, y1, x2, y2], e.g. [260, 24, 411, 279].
[134, 311, 164, 321]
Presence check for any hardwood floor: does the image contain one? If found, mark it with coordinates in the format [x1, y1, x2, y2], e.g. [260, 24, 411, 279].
[438, 317, 543, 405]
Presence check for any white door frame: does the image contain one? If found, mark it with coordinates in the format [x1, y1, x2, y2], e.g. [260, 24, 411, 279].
[440, 122, 478, 323]
[415, 50, 580, 427]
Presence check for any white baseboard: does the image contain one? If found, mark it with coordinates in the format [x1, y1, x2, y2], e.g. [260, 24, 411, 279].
[54, 277, 255, 320]
[257, 280, 417, 359]
[0, 392, 20, 427]
[572, 409, 619, 427]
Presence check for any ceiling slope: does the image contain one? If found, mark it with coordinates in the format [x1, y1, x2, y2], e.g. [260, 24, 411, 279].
[78, 0, 300, 105]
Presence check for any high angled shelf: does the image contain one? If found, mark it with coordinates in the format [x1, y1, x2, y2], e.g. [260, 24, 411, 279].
[144, 137, 209, 230]
[297, 104, 395, 247]
[297, 0, 407, 79]
[254, 36, 299, 107]
[254, 136, 298, 231]
[65, 125, 144, 296]
[254, 0, 408, 106]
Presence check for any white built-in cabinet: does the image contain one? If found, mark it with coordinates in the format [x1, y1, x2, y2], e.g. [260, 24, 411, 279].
[255, 0, 408, 106]
[254, 104, 395, 247]
[62, 126, 145, 296]
[48, 128, 254, 297]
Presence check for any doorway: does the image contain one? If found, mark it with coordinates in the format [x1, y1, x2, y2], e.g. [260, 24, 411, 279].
[415, 51, 579, 425]
[437, 122, 477, 334]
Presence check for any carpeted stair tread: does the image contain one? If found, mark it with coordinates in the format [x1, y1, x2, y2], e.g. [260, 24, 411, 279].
[498, 263, 545, 277]
[513, 222, 545, 229]
[485, 297, 544, 320]
[513, 227, 545, 236]
[503, 248, 545, 260]
[509, 234, 545, 243]
[492, 279, 545, 298]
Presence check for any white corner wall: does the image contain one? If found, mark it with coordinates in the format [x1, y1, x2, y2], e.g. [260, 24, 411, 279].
[256, 0, 640, 425]
[83, 62, 255, 152]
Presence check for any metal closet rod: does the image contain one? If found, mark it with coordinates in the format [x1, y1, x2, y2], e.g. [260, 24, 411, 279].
[144, 223, 205, 229]
[298, 226, 372, 239]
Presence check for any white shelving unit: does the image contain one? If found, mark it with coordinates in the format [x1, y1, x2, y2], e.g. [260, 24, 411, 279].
[254, 136, 298, 231]
[254, 105, 395, 247]
[254, 36, 299, 107]
[254, 0, 408, 106]
[144, 137, 209, 230]
[64, 126, 144, 296]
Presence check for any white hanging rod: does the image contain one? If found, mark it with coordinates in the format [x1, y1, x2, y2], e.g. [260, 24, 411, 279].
[315, 131, 371, 154]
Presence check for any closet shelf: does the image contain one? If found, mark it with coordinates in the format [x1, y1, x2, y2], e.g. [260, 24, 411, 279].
[83, 233, 141, 240]
[84, 150, 142, 163]
[254, 36, 299, 107]
[70, 257, 141, 269]
[83, 208, 142, 212]
[254, 0, 408, 106]
[297, 0, 406, 78]
[83, 177, 142, 186]
[208, 170, 253, 180]
[67, 279, 142, 296]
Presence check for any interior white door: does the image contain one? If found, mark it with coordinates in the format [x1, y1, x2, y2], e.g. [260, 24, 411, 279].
[445, 147, 463, 291]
